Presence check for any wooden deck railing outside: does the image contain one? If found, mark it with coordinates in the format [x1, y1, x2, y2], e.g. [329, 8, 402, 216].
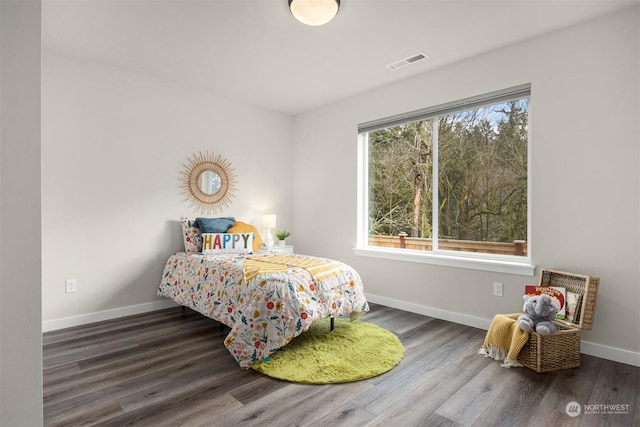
[368, 234, 527, 256]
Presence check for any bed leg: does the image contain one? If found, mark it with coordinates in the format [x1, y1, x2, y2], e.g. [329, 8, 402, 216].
[330, 317, 334, 331]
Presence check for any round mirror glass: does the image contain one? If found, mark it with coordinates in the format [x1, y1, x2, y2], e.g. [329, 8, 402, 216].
[198, 170, 222, 195]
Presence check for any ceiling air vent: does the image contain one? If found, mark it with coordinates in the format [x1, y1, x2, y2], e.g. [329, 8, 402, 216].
[386, 52, 430, 70]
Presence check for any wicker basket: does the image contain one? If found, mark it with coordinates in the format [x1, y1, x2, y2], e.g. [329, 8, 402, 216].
[518, 268, 600, 373]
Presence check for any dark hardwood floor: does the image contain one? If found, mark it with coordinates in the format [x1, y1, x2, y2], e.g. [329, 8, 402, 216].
[43, 303, 639, 427]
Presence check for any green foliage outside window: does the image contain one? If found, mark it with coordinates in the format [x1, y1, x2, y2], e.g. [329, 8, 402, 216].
[367, 98, 528, 251]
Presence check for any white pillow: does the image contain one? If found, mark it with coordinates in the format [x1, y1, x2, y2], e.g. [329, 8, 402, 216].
[201, 233, 254, 255]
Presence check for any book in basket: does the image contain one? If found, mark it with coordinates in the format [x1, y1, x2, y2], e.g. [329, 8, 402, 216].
[524, 285, 566, 320]
[565, 291, 583, 324]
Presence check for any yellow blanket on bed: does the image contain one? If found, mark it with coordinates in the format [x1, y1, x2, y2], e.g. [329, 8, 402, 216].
[478, 313, 529, 368]
[243, 254, 347, 286]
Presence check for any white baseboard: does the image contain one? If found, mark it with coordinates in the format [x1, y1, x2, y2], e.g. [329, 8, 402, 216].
[42, 300, 178, 333]
[366, 293, 492, 330]
[581, 341, 640, 367]
[366, 293, 640, 368]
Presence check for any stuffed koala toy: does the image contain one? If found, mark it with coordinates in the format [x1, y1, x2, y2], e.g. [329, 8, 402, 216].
[517, 294, 559, 335]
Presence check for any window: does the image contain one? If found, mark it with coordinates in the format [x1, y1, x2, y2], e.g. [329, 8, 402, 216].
[356, 85, 533, 275]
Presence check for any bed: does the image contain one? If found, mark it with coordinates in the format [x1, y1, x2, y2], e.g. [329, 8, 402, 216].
[157, 218, 369, 369]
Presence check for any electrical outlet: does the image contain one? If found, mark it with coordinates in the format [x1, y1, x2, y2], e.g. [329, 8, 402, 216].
[493, 282, 503, 297]
[65, 279, 77, 293]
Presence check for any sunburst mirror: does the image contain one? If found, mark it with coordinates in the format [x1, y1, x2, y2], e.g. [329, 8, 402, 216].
[180, 151, 237, 214]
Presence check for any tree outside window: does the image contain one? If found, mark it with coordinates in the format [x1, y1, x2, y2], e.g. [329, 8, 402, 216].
[363, 92, 529, 258]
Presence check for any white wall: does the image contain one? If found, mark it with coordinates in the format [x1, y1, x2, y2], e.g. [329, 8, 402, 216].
[0, 0, 43, 425]
[293, 7, 640, 365]
[41, 53, 294, 324]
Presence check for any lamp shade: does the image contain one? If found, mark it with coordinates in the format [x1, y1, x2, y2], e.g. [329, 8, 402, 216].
[262, 214, 277, 229]
[288, 0, 340, 26]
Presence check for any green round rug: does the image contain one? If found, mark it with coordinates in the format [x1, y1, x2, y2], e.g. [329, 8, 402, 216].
[252, 318, 404, 384]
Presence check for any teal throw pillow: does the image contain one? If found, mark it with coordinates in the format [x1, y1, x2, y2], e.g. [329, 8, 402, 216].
[196, 217, 236, 233]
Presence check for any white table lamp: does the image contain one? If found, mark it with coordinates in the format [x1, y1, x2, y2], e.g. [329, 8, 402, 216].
[262, 214, 277, 247]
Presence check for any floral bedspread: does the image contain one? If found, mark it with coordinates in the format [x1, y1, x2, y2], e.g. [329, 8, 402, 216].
[158, 252, 369, 369]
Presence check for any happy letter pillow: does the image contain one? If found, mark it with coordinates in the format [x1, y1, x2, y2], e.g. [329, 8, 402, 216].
[201, 233, 254, 255]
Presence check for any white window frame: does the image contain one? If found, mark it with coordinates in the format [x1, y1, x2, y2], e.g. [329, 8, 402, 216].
[355, 85, 535, 276]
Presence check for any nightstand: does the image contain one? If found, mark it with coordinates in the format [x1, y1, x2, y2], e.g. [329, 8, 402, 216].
[258, 245, 294, 254]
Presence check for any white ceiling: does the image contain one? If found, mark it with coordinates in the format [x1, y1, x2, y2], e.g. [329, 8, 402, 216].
[42, 0, 638, 115]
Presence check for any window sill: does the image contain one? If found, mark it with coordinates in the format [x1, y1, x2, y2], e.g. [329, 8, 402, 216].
[353, 247, 535, 276]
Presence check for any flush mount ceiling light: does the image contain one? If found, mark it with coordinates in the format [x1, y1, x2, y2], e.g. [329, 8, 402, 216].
[289, 0, 340, 26]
